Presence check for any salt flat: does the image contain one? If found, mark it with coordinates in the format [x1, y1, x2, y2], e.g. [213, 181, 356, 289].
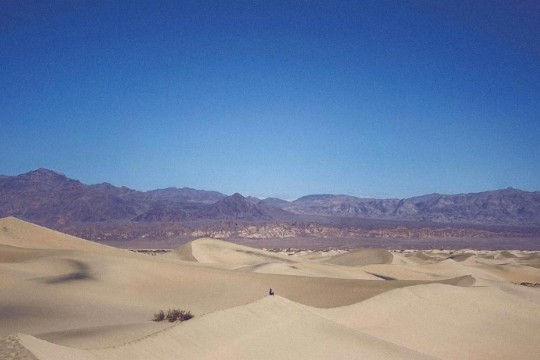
[1, 217, 539, 359]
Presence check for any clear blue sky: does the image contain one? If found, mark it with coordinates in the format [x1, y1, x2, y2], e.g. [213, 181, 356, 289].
[1, 1, 539, 200]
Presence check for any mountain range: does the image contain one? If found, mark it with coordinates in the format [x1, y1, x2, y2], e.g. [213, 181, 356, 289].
[1, 168, 539, 243]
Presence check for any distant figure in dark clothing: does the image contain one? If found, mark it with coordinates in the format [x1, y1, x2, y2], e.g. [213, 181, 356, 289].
[269, 288, 274, 296]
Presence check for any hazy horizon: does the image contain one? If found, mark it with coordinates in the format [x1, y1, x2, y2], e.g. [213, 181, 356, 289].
[2, 1, 539, 199]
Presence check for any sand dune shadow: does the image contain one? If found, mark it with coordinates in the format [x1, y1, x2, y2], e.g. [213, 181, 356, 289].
[33, 259, 94, 284]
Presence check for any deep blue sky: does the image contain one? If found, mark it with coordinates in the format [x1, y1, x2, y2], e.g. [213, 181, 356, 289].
[1, 1, 539, 200]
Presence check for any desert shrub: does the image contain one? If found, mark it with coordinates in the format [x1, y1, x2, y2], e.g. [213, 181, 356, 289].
[182, 311, 194, 321]
[166, 308, 180, 322]
[152, 310, 165, 322]
[155, 308, 194, 322]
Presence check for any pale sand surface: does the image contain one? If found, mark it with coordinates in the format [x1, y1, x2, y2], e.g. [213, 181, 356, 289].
[321, 284, 540, 360]
[1, 217, 539, 359]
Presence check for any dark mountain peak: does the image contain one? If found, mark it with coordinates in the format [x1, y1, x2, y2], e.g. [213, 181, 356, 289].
[263, 197, 286, 201]
[245, 196, 261, 204]
[406, 193, 443, 202]
[221, 193, 252, 208]
[195, 193, 269, 220]
[23, 168, 68, 180]
[294, 194, 368, 203]
[14, 168, 78, 193]
[498, 187, 528, 194]
[90, 182, 117, 191]
[258, 197, 291, 209]
[89, 182, 138, 198]
[92, 182, 115, 188]
[295, 194, 335, 202]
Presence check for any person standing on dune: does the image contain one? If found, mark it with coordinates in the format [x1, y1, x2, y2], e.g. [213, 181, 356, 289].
[269, 288, 274, 296]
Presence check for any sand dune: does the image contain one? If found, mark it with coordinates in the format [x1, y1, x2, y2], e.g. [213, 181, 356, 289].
[322, 283, 540, 359]
[1, 217, 539, 359]
[13, 296, 435, 360]
[496, 250, 518, 259]
[0, 217, 119, 254]
[0, 243, 57, 263]
[169, 237, 295, 266]
[1, 219, 467, 336]
[324, 248, 393, 266]
[236, 261, 381, 279]
[448, 252, 475, 262]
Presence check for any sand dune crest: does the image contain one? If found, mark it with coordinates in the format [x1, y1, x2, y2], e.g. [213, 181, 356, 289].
[17, 296, 435, 360]
[0, 217, 118, 254]
[325, 248, 393, 266]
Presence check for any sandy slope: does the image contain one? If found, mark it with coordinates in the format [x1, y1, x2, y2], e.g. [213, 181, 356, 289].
[1, 217, 539, 359]
[0, 217, 118, 254]
[322, 284, 540, 359]
[324, 248, 393, 266]
[170, 238, 295, 265]
[0, 218, 463, 335]
[171, 238, 400, 280]
[14, 296, 435, 360]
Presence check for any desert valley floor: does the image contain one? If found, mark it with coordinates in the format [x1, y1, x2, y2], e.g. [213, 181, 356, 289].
[1, 216, 539, 359]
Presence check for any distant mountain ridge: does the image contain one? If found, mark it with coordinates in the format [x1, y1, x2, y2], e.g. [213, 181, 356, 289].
[195, 193, 268, 220]
[145, 187, 225, 204]
[0, 169, 288, 224]
[282, 189, 540, 225]
[0, 169, 539, 243]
